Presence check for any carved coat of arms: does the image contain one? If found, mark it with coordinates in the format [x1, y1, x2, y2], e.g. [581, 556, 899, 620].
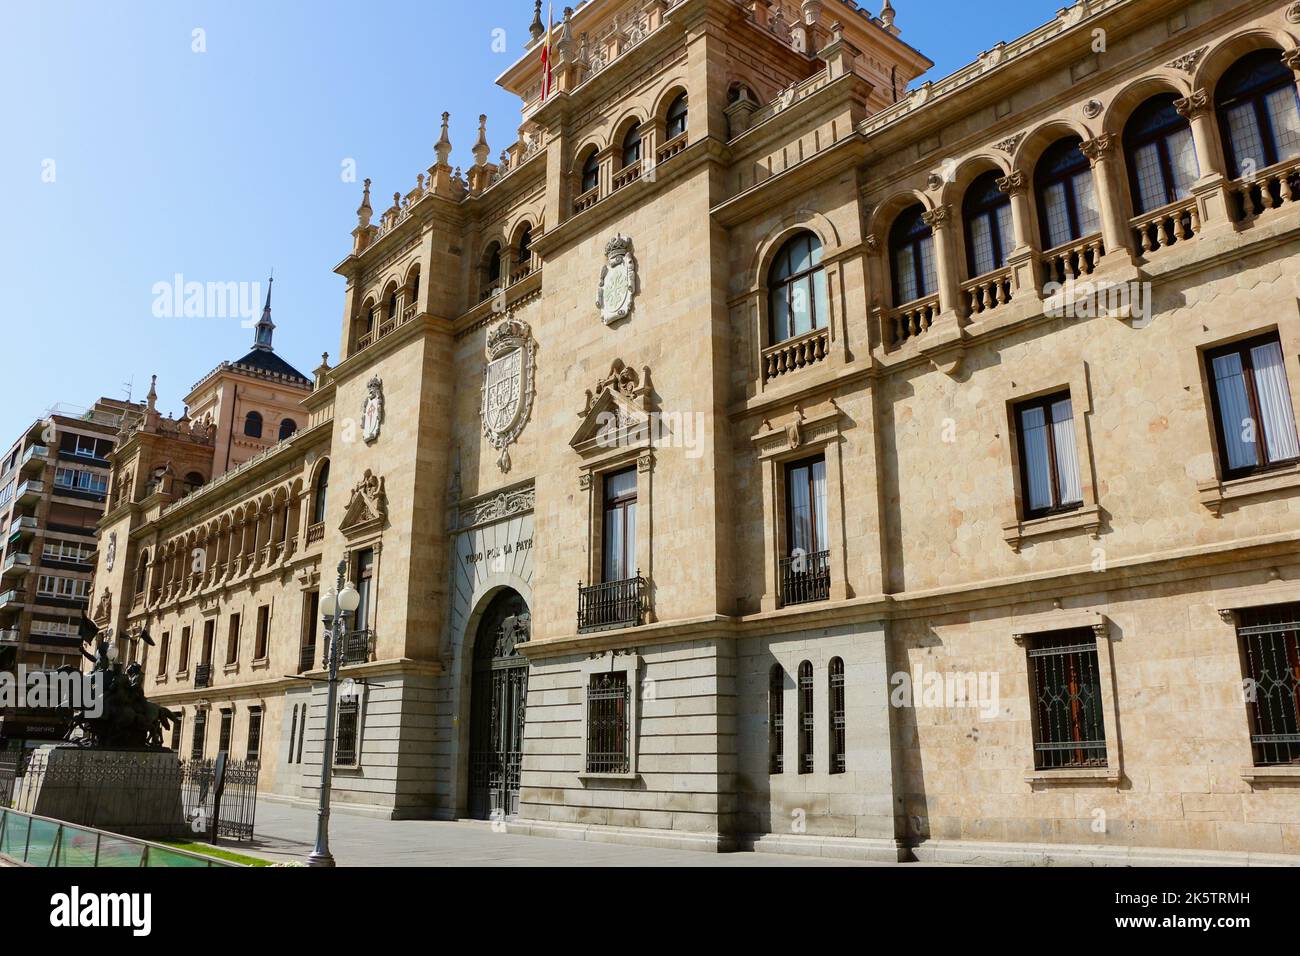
[597, 234, 637, 326]
[362, 376, 384, 444]
[480, 318, 536, 472]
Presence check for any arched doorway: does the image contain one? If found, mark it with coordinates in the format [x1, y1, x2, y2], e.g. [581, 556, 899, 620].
[467, 589, 531, 819]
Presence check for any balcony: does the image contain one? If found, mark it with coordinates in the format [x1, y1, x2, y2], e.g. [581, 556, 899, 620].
[656, 132, 688, 166]
[1, 553, 32, 579]
[8, 517, 37, 542]
[0, 589, 26, 610]
[962, 267, 1015, 317]
[15, 480, 44, 504]
[340, 629, 372, 666]
[1131, 197, 1200, 257]
[763, 326, 830, 382]
[572, 186, 598, 215]
[19, 445, 49, 474]
[886, 294, 941, 348]
[1041, 234, 1104, 285]
[194, 663, 212, 689]
[298, 644, 317, 674]
[577, 576, 646, 634]
[0, 628, 18, 643]
[1230, 156, 1300, 223]
[305, 522, 325, 545]
[779, 550, 831, 608]
[612, 160, 642, 192]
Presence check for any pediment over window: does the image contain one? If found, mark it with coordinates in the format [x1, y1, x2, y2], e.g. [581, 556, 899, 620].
[570, 359, 654, 458]
[340, 469, 387, 538]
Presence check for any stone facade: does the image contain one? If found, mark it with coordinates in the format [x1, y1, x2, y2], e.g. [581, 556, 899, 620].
[94, 0, 1300, 863]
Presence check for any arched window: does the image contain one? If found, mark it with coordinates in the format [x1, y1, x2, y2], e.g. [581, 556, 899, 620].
[517, 225, 532, 265]
[364, 302, 377, 332]
[1035, 137, 1102, 249]
[243, 411, 263, 439]
[768, 231, 828, 344]
[135, 550, 150, 596]
[1216, 49, 1300, 178]
[580, 150, 599, 194]
[183, 472, 205, 494]
[963, 170, 1015, 276]
[279, 419, 298, 441]
[485, 242, 502, 284]
[665, 93, 688, 140]
[312, 461, 329, 525]
[797, 661, 814, 774]
[829, 657, 845, 774]
[386, 288, 398, 320]
[769, 664, 785, 774]
[1123, 93, 1199, 214]
[621, 123, 642, 168]
[889, 204, 938, 304]
[409, 273, 420, 308]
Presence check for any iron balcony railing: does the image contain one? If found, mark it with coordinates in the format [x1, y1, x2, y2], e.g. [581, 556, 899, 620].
[299, 643, 317, 673]
[194, 663, 212, 689]
[779, 550, 831, 607]
[340, 629, 372, 666]
[577, 575, 646, 634]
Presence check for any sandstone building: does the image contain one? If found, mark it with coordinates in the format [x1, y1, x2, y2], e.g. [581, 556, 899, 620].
[94, 0, 1300, 864]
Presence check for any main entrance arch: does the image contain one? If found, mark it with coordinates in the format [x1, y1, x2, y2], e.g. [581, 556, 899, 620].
[467, 588, 530, 819]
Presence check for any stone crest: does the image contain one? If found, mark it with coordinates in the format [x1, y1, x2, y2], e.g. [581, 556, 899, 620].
[105, 531, 117, 572]
[340, 469, 387, 538]
[597, 234, 637, 326]
[362, 376, 384, 444]
[481, 318, 536, 472]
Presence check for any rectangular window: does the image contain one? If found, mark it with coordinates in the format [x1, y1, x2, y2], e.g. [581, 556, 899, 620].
[301, 592, 318, 673]
[246, 708, 263, 764]
[157, 632, 170, 677]
[781, 456, 830, 607]
[1206, 334, 1300, 478]
[602, 468, 637, 583]
[191, 710, 207, 760]
[335, 699, 359, 766]
[171, 713, 183, 752]
[1237, 603, 1300, 767]
[288, 705, 299, 764]
[585, 672, 630, 773]
[354, 550, 374, 633]
[178, 627, 191, 672]
[226, 614, 241, 665]
[1015, 391, 1083, 518]
[201, 620, 215, 666]
[217, 709, 233, 754]
[255, 605, 270, 660]
[1026, 629, 1108, 770]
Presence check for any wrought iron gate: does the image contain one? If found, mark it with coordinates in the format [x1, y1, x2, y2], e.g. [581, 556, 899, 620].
[468, 591, 530, 820]
[0, 742, 21, 808]
[179, 754, 260, 841]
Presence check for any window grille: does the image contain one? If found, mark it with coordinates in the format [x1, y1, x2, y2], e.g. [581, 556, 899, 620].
[1238, 604, 1300, 767]
[586, 672, 630, 774]
[798, 661, 814, 774]
[1027, 630, 1107, 769]
[829, 657, 846, 774]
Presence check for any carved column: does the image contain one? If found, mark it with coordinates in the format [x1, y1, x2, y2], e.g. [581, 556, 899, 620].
[1079, 135, 1135, 266]
[1176, 89, 1232, 229]
[922, 205, 962, 320]
[998, 170, 1042, 295]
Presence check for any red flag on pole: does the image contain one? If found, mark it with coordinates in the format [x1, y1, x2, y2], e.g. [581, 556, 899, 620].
[540, 3, 554, 101]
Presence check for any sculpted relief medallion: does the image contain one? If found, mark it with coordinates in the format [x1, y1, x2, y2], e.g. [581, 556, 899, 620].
[481, 318, 536, 473]
[597, 234, 637, 326]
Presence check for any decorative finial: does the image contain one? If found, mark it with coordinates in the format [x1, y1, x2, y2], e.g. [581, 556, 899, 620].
[146, 374, 158, 412]
[880, 0, 896, 29]
[356, 177, 372, 228]
[435, 112, 452, 166]
[529, 0, 544, 40]
[473, 114, 490, 167]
